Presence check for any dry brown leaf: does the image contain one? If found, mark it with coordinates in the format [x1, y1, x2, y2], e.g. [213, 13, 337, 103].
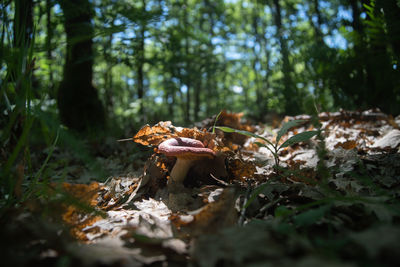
[171, 188, 237, 237]
[62, 182, 101, 206]
[334, 140, 358, 150]
[132, 121, 175, 146]
[133, 121, 223, 153]
[61, 182, 103, 241]
[218, 110, 244, 128]
[175, 127, 220, 151]
[144, 154, 170, 195]
[213, 110, 255, 145]
[227, 157, 259, 183]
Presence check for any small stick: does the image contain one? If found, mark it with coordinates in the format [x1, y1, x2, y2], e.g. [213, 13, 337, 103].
[117, 138, 133, 142]
[210, 173, 229, 186]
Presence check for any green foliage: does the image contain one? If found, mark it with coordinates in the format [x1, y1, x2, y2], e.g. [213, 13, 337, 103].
[0, 0, 109, 211]
[197, 151, 400, 266]
[292, 204, 331, 227]
[280, 130, 319, 148]
[215, 119, 318, 167]
[3, 0, 399, 133]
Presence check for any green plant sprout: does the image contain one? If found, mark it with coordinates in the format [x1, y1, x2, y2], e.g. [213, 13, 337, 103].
[214, 119, 318, 168]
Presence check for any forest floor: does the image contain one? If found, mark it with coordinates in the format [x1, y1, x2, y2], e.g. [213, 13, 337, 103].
[2, 109, 400, 267]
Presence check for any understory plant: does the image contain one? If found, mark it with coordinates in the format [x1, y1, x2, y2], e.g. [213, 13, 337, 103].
[214, 118, 318, 167]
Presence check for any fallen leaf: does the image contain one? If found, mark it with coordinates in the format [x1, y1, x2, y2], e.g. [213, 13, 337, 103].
[371, 129, 400, 149]
[132, 121, 175, 146]
[227, 157, 259, 183]
[172, 188, 238, 237]
[334, 140, 357, 150]
[60, 182, 103, 241]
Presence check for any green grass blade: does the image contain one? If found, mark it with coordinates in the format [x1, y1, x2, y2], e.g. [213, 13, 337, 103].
[212, 111, 223, 134]
[31, 128, 60, 183]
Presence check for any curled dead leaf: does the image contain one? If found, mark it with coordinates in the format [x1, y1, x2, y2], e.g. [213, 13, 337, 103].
[132, 121, 175, 146]
[176, 127, 219, 150]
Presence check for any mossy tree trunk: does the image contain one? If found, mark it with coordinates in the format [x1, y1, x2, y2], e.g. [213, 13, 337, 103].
[58, 0, 105, 132]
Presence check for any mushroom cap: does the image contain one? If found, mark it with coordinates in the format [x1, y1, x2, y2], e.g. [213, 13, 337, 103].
[158, 137, 215, 159]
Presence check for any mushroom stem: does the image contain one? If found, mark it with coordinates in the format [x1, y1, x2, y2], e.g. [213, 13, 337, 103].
[169, 158, 194, 185]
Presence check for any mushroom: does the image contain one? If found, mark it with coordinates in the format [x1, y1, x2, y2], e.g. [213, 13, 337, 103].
[158, 137, 215, 188]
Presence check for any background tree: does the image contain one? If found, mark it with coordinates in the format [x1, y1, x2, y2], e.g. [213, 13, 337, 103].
[271, 0, 300, 115]
[57, 0, 105, 132]
[2, 0, 400, 138]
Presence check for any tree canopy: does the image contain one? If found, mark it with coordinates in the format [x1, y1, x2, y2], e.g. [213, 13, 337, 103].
[2, 0, 399, 132]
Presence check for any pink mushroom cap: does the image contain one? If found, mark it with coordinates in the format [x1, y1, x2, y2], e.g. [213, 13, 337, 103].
[158, 137, 215, 159]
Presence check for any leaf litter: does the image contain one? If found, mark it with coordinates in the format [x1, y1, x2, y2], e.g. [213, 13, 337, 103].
[4, 109, 400, 266]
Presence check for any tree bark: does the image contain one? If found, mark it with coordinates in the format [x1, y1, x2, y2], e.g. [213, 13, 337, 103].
[45, 0, 54, 93]
[103, 19, 114, 115]
[258, 7, 272, 117]
[308, 0, 324, 43]
[136, 12, 146, 123]
[272, 0, 299, 115]
[183, 1, 191, 124]
[252, 5, 268, 119]
[193, 77, 201, 121]
[57, 0, 105, 132]
[378, 0, 400, 60]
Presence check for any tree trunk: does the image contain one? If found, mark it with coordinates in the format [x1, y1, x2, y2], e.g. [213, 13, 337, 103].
[309, 0, 324, 43]
[203, 0, 217, 117]
[378, 0, 400, 114]
[137, 24, 145, 123]
[183, 2, 191, 124]
[272, 0, 299, 115]
[306, 0, 327, 102]
[58, 0, 105, 132]
[163, 72, 175, 118]
[194, 77, 201, 122]
[252, 6, 268, 119]
[378, 0, 400, 60]
[45, 0, 54, 94]
[135, 0, 146, 123]
[258, 7, 272, 117]
[103, 22, 114, 115]
[348, 0, 367, 107]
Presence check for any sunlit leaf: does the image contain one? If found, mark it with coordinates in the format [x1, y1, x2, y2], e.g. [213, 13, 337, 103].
[276, 120, 306, 143]
[215, 126, 274, 146]
[279, 131, 318, 149]
[132, 121, 174, 146]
